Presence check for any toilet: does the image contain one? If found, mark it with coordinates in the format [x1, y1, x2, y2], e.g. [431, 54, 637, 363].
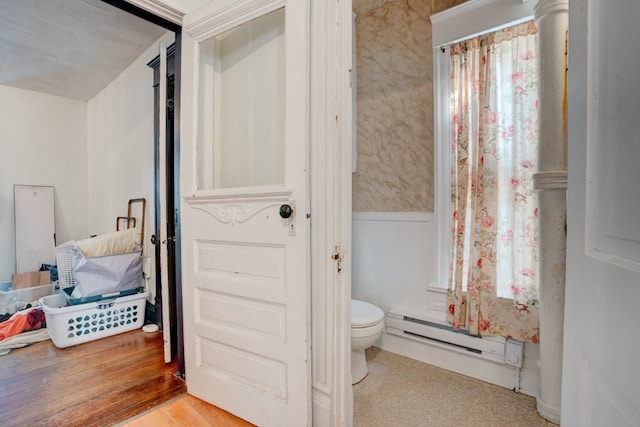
[351, 299, 385, 384]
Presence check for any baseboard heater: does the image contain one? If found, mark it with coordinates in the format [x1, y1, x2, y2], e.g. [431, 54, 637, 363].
[385, 312, 523, 367]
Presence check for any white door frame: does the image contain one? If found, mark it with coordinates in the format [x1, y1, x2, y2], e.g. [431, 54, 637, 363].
[126, 0, 352, 425]
[309, 1, 353, 425]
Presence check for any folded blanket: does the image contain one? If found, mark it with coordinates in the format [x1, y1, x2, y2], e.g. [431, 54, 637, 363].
[0, 329, 50, 356]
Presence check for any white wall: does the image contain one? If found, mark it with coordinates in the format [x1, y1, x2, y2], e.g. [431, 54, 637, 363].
[87, 31, 174, 293]
[0, 30, 174, 286]
[87, 32, 174, 272]
[0, 85, 88, 281]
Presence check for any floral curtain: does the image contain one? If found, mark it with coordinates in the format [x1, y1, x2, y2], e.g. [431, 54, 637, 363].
[447, 21, 540, 343]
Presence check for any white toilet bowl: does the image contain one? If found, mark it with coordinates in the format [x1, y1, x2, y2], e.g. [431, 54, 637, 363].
[351, 299, 384, 384]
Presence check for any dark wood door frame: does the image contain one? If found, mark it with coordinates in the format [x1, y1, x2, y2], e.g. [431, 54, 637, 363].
[149, 44, 184, 376]
[100, 0, 180, 32]
[101, 0, 184, 376]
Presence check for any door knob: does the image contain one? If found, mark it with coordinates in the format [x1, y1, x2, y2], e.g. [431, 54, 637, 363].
[150, 234, 157, 245]
[279, 204, 293, 219]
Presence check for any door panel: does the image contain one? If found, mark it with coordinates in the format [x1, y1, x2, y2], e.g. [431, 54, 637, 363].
[564, 0, 640, 424]
[180, 1, 310, 426]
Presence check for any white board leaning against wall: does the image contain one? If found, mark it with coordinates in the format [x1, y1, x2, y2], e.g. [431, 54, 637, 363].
[14, 185, 55, 273]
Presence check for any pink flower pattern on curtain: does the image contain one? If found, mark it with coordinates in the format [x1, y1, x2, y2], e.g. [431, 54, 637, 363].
[447, 21, 540, 343]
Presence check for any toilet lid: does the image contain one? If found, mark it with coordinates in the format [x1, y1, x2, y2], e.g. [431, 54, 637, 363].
[352, 299, 384, 328]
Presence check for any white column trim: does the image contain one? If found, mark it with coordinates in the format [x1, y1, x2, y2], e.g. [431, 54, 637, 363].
[534, 0, 569, 17]
[534, 0, 569, 423]
[533, 171, 568, 190]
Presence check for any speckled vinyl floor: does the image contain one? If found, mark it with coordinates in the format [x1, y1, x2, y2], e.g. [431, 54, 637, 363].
[353, 348, 558, 427]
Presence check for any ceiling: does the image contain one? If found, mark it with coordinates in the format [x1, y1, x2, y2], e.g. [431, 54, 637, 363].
[0, 0, 169, 101]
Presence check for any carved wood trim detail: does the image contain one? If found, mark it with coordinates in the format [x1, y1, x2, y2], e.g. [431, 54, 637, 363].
[191, 201, 282, 224]
[184, 188, 291, 224]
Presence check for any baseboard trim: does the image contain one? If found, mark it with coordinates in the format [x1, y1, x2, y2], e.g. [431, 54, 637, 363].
[312, 387, 332, 426]
[379, 332, 539, 398]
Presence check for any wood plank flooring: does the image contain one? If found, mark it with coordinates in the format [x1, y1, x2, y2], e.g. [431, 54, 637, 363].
[0, 329, 186, 427]
[119, 395, 254, 427]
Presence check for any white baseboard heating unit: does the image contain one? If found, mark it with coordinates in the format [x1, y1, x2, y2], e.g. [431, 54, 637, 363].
[386, 312, 523, 367]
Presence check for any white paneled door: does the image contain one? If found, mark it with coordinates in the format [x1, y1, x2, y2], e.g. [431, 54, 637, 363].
[564, 0, 640, 424]
[179, 1, 311, 426]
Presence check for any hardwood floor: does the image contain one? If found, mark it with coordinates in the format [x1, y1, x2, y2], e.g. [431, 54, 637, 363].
[119, 395, 254, 427]
[0, 329, 186, 426]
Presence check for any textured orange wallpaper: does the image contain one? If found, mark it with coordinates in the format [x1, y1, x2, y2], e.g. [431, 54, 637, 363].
[352, 0, 467, 212]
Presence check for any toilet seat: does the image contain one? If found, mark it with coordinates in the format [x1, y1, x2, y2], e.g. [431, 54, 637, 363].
[351, 299, 384, 328]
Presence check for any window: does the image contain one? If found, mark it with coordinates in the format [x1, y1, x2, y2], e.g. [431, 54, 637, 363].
[432, 0, 540, 341]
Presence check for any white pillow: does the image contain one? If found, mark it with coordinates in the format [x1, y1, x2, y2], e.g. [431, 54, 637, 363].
[75, 228, 137, 257]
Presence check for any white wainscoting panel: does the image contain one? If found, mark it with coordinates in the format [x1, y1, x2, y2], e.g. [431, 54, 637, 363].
[352, 212, 436, 316]
[353, 212, 540, 398]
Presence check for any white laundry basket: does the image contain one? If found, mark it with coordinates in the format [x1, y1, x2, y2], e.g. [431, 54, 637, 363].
[40, 291, 148, 348]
